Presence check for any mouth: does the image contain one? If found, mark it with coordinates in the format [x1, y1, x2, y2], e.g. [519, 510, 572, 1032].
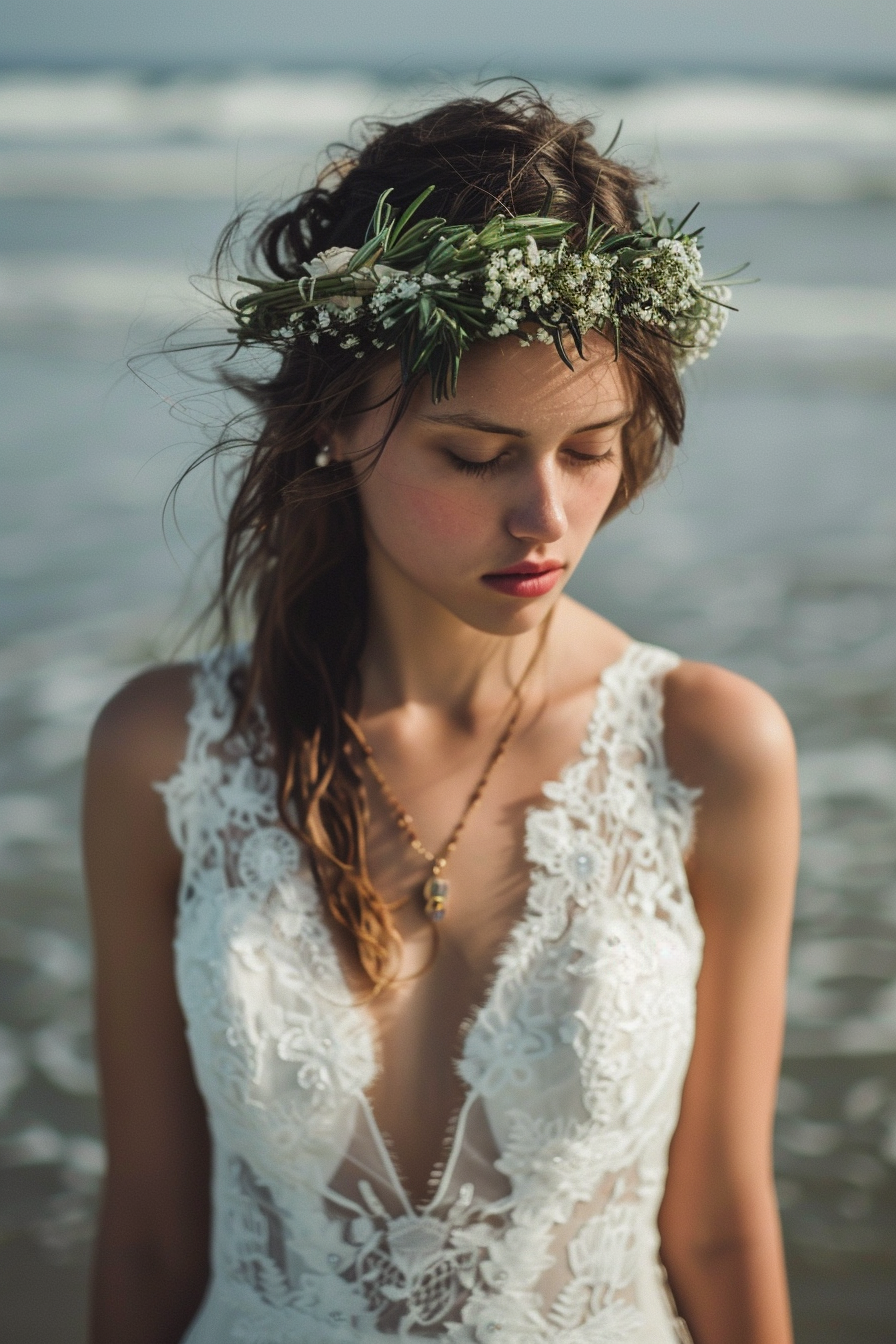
[480, 560, 565, 598]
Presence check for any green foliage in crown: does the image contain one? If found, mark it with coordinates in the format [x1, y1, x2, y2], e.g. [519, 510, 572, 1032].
[230, 186, 735, 401]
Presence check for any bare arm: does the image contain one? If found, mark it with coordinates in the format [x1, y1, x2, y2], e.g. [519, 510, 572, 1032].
[659, 662, 799, 1344]
[84, 666, 211, 1344]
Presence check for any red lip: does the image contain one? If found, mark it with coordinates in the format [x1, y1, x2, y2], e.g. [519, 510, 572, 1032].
[481, 560, 565, 598]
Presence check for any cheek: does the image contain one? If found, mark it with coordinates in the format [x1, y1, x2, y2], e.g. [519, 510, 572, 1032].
[566, 468, 623, 535]
[361, 469, 494, 553]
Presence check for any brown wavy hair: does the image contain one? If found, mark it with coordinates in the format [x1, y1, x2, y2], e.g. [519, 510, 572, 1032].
[211, 88, 686, 990]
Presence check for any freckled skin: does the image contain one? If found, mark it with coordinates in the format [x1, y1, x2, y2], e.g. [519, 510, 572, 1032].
[332, 331, 628, 639]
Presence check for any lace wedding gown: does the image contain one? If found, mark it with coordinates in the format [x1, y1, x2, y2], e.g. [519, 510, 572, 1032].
[156, 640, 703, 1343]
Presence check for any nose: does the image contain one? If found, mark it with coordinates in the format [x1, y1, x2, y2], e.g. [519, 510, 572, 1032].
[505, 459, 567, 545]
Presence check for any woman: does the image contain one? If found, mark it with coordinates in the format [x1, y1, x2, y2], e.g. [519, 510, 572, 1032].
[83, 91, 798, 1343]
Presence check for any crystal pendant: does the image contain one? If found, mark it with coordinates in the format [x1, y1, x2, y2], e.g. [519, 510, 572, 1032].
[423, 876, 449, 921]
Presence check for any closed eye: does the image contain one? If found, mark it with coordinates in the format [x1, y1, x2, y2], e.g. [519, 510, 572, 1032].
[447, 452, 507, 478]
[564, 448, 616, 467]
[447, 446, 616, 478]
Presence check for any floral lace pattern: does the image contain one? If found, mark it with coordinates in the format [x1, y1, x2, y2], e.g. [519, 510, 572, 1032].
[155, 641, 703, 1343]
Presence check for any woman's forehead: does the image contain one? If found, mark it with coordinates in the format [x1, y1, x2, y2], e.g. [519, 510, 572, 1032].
[411, 333, 632, 430]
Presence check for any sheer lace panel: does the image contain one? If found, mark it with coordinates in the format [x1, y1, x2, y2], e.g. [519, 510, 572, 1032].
[154, 641, 703, 1343]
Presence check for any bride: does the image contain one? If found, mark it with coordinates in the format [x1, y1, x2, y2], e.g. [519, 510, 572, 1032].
[83, 90, 798, 1343]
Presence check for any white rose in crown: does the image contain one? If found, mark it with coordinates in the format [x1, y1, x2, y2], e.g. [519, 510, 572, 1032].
[305, 247, 403, 310]
[304, 247, 357, 279]
[304, 247, 362, 309]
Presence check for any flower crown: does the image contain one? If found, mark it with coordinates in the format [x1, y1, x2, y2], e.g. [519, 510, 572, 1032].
[230, 186, 737, 402]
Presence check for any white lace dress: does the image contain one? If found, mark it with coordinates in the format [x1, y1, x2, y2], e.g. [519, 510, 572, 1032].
[156, 640, 703, 1344]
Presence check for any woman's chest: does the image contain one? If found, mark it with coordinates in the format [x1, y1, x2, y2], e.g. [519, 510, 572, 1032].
[175, 820, 701, 1166]
[354, 678, 609, 944]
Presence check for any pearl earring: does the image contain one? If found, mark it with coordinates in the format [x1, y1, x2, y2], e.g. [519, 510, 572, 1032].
[315, 443, 331, 468]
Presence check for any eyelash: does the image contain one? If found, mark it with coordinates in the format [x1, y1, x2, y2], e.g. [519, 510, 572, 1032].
[448, 449, 614, 478]
[449, 454, 505, 477]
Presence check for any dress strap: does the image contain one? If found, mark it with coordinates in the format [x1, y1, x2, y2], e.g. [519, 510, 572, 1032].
[603, 641, 701, 854]
[153, 646, 246, 857]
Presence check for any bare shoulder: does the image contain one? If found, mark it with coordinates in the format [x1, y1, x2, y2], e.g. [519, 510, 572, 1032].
[662, 661, 799, 939]
[84, 662, 199, 910]
[662, 659, 797, 800]
[87, 662, 196, 794]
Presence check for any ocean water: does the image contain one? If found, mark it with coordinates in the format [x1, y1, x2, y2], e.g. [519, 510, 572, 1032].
[1, 70, 896, 1343]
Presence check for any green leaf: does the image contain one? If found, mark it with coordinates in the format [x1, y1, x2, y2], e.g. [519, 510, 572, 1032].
[367, 189, 394, 241]
[391, 185, 438, 241]
[672, 201, 700, 235]
[346, 237, 384, 271]
[602, 120, 624, 157]
[551, 327, 575, 371]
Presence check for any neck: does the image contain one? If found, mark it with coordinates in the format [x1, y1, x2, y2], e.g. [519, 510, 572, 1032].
[360, 545, 548, 721]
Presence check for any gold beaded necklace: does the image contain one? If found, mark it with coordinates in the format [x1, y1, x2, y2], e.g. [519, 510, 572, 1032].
[347, 619, 550, 921]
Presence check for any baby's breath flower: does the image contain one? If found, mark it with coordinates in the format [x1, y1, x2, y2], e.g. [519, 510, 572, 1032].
[669, 284, 731, 367]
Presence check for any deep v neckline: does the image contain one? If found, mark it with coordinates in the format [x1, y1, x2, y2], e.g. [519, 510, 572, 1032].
[303, 640, 640, 1216]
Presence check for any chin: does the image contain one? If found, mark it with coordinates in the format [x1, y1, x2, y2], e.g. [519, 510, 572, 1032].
[445, 589, 564, 637]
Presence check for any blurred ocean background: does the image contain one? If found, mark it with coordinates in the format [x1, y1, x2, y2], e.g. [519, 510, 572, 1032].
[1, 47, 896, 1344]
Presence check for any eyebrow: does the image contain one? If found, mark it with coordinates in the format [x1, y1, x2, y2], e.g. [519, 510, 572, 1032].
[418, 410, 631, 437]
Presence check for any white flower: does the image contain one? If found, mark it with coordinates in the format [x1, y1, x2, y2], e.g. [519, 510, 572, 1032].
[304, 248, 364, 310]
[303, 246, 357, 280]
[670, 283, 730, 368]
[304, 247, 404, 313]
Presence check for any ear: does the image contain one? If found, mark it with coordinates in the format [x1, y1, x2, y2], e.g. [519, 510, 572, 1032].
[324, 425, 349, 463]
[322, 359, 404, 466]
[315, 419, 345, 462]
